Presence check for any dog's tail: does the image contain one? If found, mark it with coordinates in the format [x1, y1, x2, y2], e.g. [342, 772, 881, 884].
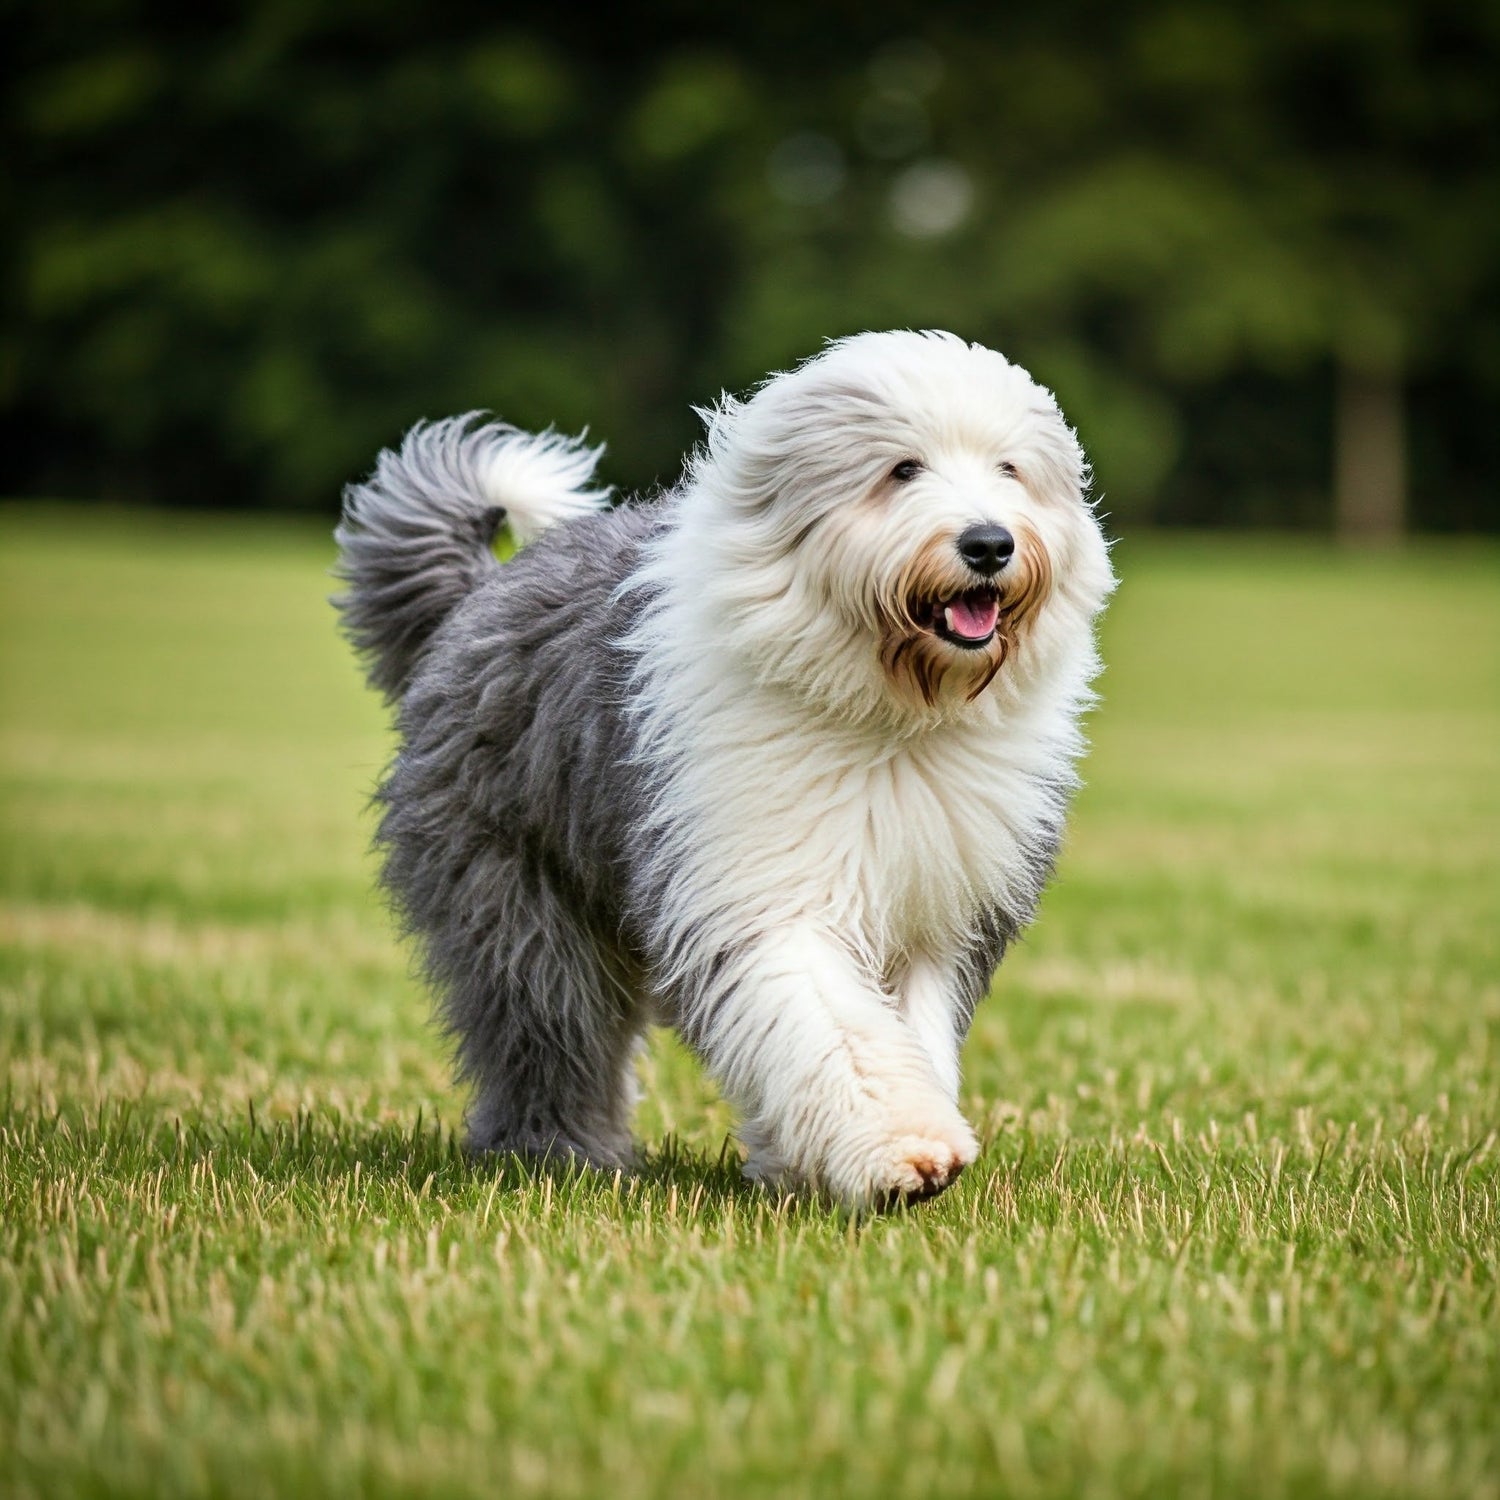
[334, 415, 609, 703]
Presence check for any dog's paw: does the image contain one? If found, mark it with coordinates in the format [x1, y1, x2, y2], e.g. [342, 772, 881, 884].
[739, 1087, 978, 1212]
[859, 1122, 978, 1210]
[818, 1109, 978, 1213]
[876, 1131, 977, 1205]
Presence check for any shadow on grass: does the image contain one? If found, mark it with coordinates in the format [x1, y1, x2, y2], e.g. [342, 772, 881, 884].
[8, 1093, 1483, 1249]
[1, 1093, 783, 1217]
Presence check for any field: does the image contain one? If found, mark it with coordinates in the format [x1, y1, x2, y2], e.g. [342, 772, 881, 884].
[1, 507, 1497, 1499]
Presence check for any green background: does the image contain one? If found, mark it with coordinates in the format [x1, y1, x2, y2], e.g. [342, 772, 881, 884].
[5, 0, 1497, 529]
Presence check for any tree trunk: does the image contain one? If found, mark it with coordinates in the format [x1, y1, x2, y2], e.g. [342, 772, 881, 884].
[1334, 360, 1406, 540]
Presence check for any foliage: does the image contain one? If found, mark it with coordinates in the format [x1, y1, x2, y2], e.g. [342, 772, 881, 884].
[2, 510, 1498, 1496]
[4, 2, 1497, 526]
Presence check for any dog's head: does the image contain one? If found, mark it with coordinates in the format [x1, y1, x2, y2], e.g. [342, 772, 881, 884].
[674, 330, 1114, 722]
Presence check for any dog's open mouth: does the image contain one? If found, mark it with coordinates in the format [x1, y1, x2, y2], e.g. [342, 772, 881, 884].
[925, 589, 1000, 650]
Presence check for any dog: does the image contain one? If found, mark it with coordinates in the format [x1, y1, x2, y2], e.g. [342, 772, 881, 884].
[335, 329, 1114, 1210]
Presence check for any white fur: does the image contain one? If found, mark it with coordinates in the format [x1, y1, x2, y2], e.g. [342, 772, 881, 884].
[622, 330, 1115, 1209]
[475, 426, 611, 543]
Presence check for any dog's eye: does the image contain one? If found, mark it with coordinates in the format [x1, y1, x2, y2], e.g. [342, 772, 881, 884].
[998, 461, 1019, 480]
[890, 459, 923, 483]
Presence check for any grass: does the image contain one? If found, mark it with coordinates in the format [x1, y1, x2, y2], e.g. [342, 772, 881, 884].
[1, 505, 1497, 1500]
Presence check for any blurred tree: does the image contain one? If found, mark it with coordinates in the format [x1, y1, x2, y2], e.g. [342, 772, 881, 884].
[2, 0, 1495, 532]
[715, 2, 1499, 534]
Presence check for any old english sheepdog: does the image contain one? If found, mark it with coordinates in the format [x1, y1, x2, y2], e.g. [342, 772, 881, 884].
[335, 329, 1114, 1210]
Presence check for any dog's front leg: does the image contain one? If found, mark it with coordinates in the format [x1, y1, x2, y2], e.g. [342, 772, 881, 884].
[687, 927, 978, 1210]
[898, 953, 965, 1104]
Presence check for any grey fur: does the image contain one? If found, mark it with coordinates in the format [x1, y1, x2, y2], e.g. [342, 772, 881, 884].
[343, 473, 664, 1165]
[334, 416, 511, 704]
[334, 419, 1049, 1168]
[383, 513, 669, 1163]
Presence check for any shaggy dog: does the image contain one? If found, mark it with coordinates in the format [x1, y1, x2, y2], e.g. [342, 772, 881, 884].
[335, 330, 1114, 1210]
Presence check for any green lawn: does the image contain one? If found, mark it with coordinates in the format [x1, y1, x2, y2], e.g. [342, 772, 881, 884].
[1, 507, 1497, 1500]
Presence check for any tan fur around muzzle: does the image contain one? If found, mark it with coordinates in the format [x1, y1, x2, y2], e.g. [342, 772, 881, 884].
[878, 521, 1053, 709]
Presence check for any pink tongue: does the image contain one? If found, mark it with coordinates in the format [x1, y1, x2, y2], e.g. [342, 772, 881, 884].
[947, 595, 999, 640]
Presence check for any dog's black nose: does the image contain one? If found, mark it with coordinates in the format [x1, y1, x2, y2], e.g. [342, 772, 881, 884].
[956, 524, 1015, 576]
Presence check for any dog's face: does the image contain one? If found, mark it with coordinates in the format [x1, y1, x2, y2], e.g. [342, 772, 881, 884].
[687, 331, 1114, 720]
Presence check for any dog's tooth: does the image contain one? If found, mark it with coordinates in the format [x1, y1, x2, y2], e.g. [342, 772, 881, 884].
[944, 605, 957, 634]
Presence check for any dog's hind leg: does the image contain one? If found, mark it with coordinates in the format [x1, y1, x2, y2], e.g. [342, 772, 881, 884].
[433, 873, 646, 1170]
